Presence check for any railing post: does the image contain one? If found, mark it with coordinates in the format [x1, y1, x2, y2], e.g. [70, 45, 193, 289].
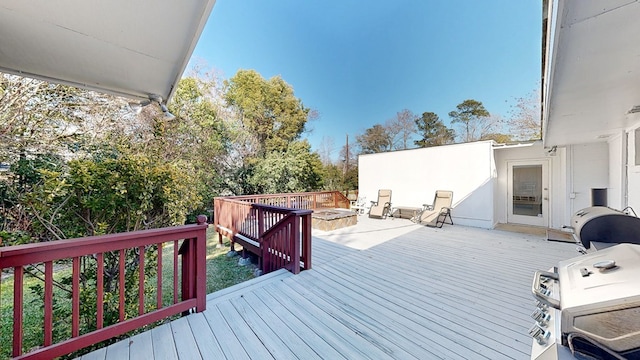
[301, 213, 312, 270]
[195, 215, 207, 312]
[213, 198, 223, 248]
[257, 207, 265, 273]
[291, 214, 301, 274]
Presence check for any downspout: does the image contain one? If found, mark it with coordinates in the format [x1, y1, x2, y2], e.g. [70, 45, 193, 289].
[567, 145, 575, 219]
[624, 132, 629, 209]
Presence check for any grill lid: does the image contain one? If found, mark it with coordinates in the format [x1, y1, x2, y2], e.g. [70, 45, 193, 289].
[571, 207, 640, 248]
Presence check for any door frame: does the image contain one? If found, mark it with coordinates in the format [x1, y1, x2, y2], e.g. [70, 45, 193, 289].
[507, 159, 550, 227]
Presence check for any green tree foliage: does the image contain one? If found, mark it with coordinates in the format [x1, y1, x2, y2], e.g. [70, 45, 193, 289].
[224, 70, 309, 155]
[449, 99, 490, 142]
[222, 69, 322, 195]
[356, 124, 392, 154]
[249, 140, 323, 194]
[159, 76, 230, 219]
[414, 112, 455, 147]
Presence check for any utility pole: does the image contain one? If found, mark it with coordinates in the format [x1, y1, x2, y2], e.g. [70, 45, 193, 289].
[345, 134, 349, 196]
[345, 134, 349, 175]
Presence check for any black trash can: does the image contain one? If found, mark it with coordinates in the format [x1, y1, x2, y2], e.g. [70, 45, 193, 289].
[591, 188, 607, 207]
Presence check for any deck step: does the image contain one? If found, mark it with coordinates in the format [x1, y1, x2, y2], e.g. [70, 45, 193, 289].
[206, 268, 292, 305]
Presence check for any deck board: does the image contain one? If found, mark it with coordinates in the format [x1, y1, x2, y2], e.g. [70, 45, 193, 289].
[128, 331, 153, 360]
[150, 323, 178, 360]
[104, 336, 129, 360]
[185, 312, 226, 359]
[202, 306, 252, 360]
[82, 219, 579, 359]
[170, 317, 202, 360]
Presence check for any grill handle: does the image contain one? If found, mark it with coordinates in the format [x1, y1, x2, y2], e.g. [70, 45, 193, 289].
[532, 270, 561, 309]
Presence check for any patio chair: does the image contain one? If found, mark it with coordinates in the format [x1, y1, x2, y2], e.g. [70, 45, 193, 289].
[414, 190, 453, 228]
[350, 196, 367, 214]
[369, 189, 392, 219]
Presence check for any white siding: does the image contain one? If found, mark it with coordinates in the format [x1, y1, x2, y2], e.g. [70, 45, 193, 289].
[607, 134, 625, 210]
[358, 141, 496, 228]
[628, 127, 640, 213]
[568, 142, 609, 213]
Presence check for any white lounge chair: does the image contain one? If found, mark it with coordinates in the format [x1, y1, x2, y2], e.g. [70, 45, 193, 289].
[415, 190, 453, 228]
[369, 189, 392, 219]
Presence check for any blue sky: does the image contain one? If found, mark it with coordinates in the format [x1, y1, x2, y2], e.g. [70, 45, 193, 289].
[190, 0, 542, 157]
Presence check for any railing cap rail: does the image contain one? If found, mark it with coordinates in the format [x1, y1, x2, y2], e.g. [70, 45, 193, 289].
[215, 190, 338, 200]
[0, 222, 208, 267]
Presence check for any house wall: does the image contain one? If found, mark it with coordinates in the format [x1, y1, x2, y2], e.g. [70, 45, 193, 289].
[608, 133, 626, 210]
[567, 142, 609, 214]
[628, 126, 640, 213]
[358, 141, 496, 228]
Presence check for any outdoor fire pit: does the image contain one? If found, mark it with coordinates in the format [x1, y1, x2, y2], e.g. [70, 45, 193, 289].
[312, 209, 357, 231]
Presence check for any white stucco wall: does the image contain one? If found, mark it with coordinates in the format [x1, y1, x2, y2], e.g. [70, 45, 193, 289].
[358, 141, 496, 228]
[628, 127, 640, 213]
[567, 142, 609, 213]
[607, 134, 625, 211]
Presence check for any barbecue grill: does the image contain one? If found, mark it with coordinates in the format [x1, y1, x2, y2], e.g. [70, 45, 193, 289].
[571, 206, 640, 250]
[531, 244, 640, 359]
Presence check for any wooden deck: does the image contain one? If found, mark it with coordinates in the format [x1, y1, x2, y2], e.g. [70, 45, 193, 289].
[79, 218, 578, 360]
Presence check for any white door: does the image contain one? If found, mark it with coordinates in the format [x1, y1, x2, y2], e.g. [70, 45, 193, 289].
[507, 160, 549, 227]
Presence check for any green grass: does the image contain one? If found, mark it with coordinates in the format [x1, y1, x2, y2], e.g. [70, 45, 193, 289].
[0, 226, 255, 359]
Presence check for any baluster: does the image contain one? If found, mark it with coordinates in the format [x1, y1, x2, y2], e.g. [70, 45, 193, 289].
[138, 246, 145, 315]
[44, 261, 53, 346]
[13, 266, 23, 357]
[173, 240, 179, 304]
[97, 253, 104, 329]
[157, 243, 163, 309]
[72, 257, 80, 337]
[119, 249, 125, 322]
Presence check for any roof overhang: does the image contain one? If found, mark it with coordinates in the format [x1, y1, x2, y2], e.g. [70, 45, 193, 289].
[542, 0, 640, 147]
[0, 0, 216, 103]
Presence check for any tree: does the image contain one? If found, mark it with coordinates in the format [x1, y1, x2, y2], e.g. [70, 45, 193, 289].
[480, 133, 512, 143]
[386, 109, 417, 150]
[224, 69, 309, 155]
[249, 140, 323, 194]
[337, 140, 358, 191]
[508, 89, 541, 141]
[356, 124, 392, 154]
[317, 136, 335, 165]
[0, 73, 129, 163]
[414, 112, 455, 147]
[448, 99, 490, 142]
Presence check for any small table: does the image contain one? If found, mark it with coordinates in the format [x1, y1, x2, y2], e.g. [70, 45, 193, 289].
[392, 206, 422, 219]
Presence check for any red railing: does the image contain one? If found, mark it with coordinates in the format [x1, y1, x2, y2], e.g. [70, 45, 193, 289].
[213, 191, 348, 275]
[225, 191, 350, 210]
[0, 216, 208, 359]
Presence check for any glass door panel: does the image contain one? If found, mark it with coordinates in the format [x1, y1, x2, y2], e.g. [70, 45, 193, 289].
[512, 165, 542, 217]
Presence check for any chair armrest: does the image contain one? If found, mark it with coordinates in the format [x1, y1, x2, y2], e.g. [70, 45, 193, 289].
[424, 204, 434, 210]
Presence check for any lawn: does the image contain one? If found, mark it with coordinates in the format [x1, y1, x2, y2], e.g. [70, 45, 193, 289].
[0, 226, 254, 359]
